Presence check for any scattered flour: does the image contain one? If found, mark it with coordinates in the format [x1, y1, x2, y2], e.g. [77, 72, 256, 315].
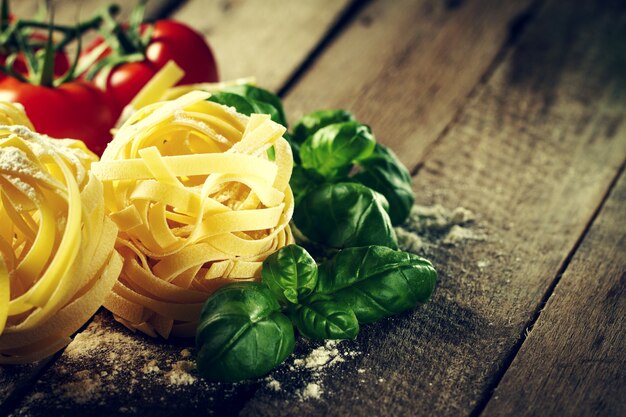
[396, 204, 484, 253]
[301, 383, 322, 400]
[476, 260, 490, 269]
[57, 370, 102, 405]
[293, 340, 343, 369]
[280, 339, 361, 402]
[142, 360, 161, 374]
[165, 361, 197, 386]
[442, 225, 483, 245]
[266, 377, 282, 392]
[22, 315, 206, 409]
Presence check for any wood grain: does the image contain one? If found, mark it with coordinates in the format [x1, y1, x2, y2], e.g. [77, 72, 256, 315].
[170, 0, 354, 92]
[283, 0, 537, 169]
[238, 0, 626, 415]
[4, 313, 260, 417]
[10, 0, 178, 23]
[0, 358, 49, 415]
[480, 170, 626, 417]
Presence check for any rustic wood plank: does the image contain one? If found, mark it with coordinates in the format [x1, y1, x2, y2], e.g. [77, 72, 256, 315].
[237, 0, 626, 415]
[283, 0, 538, 170]
[480, 169, 626, 417]
[5, 313, 260, 417]
[170, 0, 354, 92]
[11, 0, 178, 23]
[0, 357, 60, 416]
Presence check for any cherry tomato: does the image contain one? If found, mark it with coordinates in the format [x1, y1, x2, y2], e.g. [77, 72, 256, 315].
[87, 20, 219, 114]
[0, 77, 116, 155]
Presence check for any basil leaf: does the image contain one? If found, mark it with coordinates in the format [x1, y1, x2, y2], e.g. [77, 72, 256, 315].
[290, 165, 326, 205]
[196, 282, 295, 382]
[208, 91, 256, 114]
[294, 182, 398, 250]
[289, 295, 359, 340]
[262, 244, 318, 304]
[316, 246, 437, 323]
[223, 84, 287, 127]
[352, 144, 414, 225]
[299, 121, 376, 179]
[292, 109, 355, 144]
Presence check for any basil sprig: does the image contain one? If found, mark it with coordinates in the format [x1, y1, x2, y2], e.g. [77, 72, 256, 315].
[194, 95, 433, 383]
[196, 245, 437, 382]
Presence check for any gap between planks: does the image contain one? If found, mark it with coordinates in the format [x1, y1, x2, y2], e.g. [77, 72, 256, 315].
[471, 155, 626, 417]
[412, 0, 546, 177]
[276, 0, 371, 98]
[480, 161, 626, 417]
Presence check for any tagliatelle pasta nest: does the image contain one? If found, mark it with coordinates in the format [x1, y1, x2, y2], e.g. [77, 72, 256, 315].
[93, 91, 294, 338]
[0, 108, 122, 364]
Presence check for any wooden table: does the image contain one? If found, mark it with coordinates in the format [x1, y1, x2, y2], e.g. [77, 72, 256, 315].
[1, 1, 625, 416]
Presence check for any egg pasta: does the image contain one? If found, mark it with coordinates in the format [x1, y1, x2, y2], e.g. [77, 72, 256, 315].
[0, 119, 121, 363]
[0, 102, 34, 130]
[93, 91, 294, 338]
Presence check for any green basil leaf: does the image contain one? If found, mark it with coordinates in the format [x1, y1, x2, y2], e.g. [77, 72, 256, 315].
[223, 84, 287, 127]
[290, 165, 326, 205]
[289, 295, 359, 340]
[294, 182, 398, 250]
[250, 100, 284, 128]
[316, 246, 437, 323]
[352, 145, 414, 225]
[292, 109, 355, 144]
[262, 244, 318, 304]
[208, 92, 256, 115]
[299, 121, 376, 179]
[196, 282, 295, 382]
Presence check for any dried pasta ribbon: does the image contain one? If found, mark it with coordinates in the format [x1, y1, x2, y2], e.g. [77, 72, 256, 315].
[0, 120, 122, 364]
[94, 91, 294, 338]
[0, 102, 33, 130]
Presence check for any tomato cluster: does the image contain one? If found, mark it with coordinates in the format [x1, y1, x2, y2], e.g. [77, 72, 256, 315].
[0, 4, 218, 155]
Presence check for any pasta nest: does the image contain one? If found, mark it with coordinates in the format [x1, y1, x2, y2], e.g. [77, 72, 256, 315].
[0, 107, 122, 364]
[93, 91, 295, 338]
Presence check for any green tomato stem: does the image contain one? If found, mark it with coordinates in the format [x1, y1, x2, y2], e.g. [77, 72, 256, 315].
[0, 0, 9, 33]
[37, 17, 55, 87]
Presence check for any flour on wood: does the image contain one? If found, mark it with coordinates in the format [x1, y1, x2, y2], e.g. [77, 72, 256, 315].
[263, 339, 362, 402]
[395, 204, 485, 253]
[15, 315, 209, 411]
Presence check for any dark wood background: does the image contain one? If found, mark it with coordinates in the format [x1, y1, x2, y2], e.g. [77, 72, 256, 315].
[1, 0, 624, 416]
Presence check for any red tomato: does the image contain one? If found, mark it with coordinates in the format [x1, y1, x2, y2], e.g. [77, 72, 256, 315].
[0, 78, 116, 155]
[88, 20, 219, 115]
